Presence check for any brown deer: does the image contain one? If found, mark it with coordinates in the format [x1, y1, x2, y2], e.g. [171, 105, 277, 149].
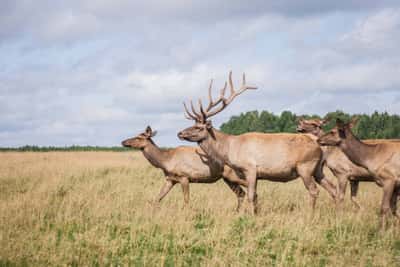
[317, 118, 400, 227]
[177, 72, 337, 214]
[297, 118, 375, 208]
[122, 126, 248, 210]
[298, 118, 400, 209]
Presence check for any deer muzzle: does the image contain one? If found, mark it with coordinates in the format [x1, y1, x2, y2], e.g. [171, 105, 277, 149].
[177, 131, 186, 140]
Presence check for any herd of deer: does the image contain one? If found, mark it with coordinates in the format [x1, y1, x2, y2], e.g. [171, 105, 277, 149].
[122, 72, 400, 228]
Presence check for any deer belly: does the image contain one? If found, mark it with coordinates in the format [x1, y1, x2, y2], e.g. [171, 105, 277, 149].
[189, 176, 221, 183]
[351, 176, 374, 182]
[173, 167, 220, 183]
[257, 166, 298, 182]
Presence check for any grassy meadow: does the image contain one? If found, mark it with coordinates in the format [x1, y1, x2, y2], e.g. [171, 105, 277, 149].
[0, 151, 399, 266]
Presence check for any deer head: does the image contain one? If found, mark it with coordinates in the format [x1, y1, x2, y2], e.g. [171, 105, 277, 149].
[122, 126, 158, 149]
[317, 117, 359, 146]
[177, 71, 257, 142]
[296, 118, 330, 136]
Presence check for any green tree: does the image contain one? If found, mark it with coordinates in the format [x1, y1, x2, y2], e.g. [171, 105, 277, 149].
[220, 110, 400, 139]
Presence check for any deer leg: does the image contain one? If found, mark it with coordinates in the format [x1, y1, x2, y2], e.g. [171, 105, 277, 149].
[335, 174, 348, 208]
[314, 164, 337, 201]
[380, 179, 396, 229]
[223, 178, 246, 212]
[222, 167, 248, 187]
[390, 186, 399, 219]
[155, 180, 177, 203]
[318, 178, 337, 201]
[244, 169, 258, 215]
[349, 180, 361, 210]
[298, 162, 320, 211]
[180, 177, 190, 208]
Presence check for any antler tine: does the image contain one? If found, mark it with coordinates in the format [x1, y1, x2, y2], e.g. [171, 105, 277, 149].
[182, 78, 221, 122]
[198, 99, 207, 120]
[228, 70, 235, 95]
[184, 114, 193, 120]
[205, 79, 226, 112]
[190, 100, 202, 120]
[220, 81, 227, 99]
[206, 79, 215, 111]
[208, 79, 213, 104]
[224, 72, 257, 105]
[202, 71, 257, 119]
[241, 72, 257, 90]
[183, 102, 198, 121]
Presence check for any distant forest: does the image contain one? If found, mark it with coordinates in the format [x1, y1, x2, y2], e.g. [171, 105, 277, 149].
[0, 146, 130, 152]
[221, 110, 400, 139]
[2, 110, 400, 151]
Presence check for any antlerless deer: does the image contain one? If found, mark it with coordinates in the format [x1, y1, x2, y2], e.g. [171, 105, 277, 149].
[297, 118, 400, 209]
[122, 126, 248, 210]
[178, 72, 337, 214]
[318, 118, 400, 228]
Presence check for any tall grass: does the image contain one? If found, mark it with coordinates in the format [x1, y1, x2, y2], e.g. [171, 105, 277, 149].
[0, 152, 399, 266]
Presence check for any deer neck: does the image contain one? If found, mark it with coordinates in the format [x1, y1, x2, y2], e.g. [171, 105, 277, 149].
[305, 128, 325, 142]
[314, 128, 325, 138]
[198, 129, 231, 166]
[339, 129, 375, 168]
[142, 141, 168, 169]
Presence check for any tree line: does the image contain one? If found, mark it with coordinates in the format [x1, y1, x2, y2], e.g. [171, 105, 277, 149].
[220, 110, 400, 139]
[2, 110, 399, 151]
[0, 145, 131, 152]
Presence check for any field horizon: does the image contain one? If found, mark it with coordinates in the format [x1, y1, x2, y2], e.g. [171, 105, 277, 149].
[1, 151, 399, 266]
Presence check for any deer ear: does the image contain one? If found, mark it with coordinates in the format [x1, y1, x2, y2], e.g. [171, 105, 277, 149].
[336, 118, 345, 128]
[151, 130, 157, 137]
[338, 128, 346, 139]
[143, 126, 153, 138]
[321, 117, 331, 125]
[205, 120, 213, 129]
[349, 116, 359, 129]
[145, 126, 152, 134]
[296, 116, 304, 123]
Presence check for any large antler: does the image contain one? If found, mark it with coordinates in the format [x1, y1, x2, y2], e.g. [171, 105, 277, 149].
[183, 71, 257, 122]
[183, 78, 228, 122]
[200, 71, 257, 119]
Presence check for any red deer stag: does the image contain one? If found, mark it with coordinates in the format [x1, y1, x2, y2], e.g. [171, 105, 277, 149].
[317, 118, 400, 227]
[122, 126, 248, 210]
[177, 72, 337, 214]
[297, 118, 400, 209]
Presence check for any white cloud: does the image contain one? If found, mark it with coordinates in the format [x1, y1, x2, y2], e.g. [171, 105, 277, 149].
[341, 8, 400, 51]
[1, 2, 400, 146]
[77, 106, 130, 123]
[2, 1, 399, 44]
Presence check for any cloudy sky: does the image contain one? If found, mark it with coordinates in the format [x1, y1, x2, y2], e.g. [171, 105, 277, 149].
[1, 1, 400, 147]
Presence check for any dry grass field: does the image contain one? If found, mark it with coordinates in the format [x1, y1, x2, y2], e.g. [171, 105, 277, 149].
[0, 151, 399, 266]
